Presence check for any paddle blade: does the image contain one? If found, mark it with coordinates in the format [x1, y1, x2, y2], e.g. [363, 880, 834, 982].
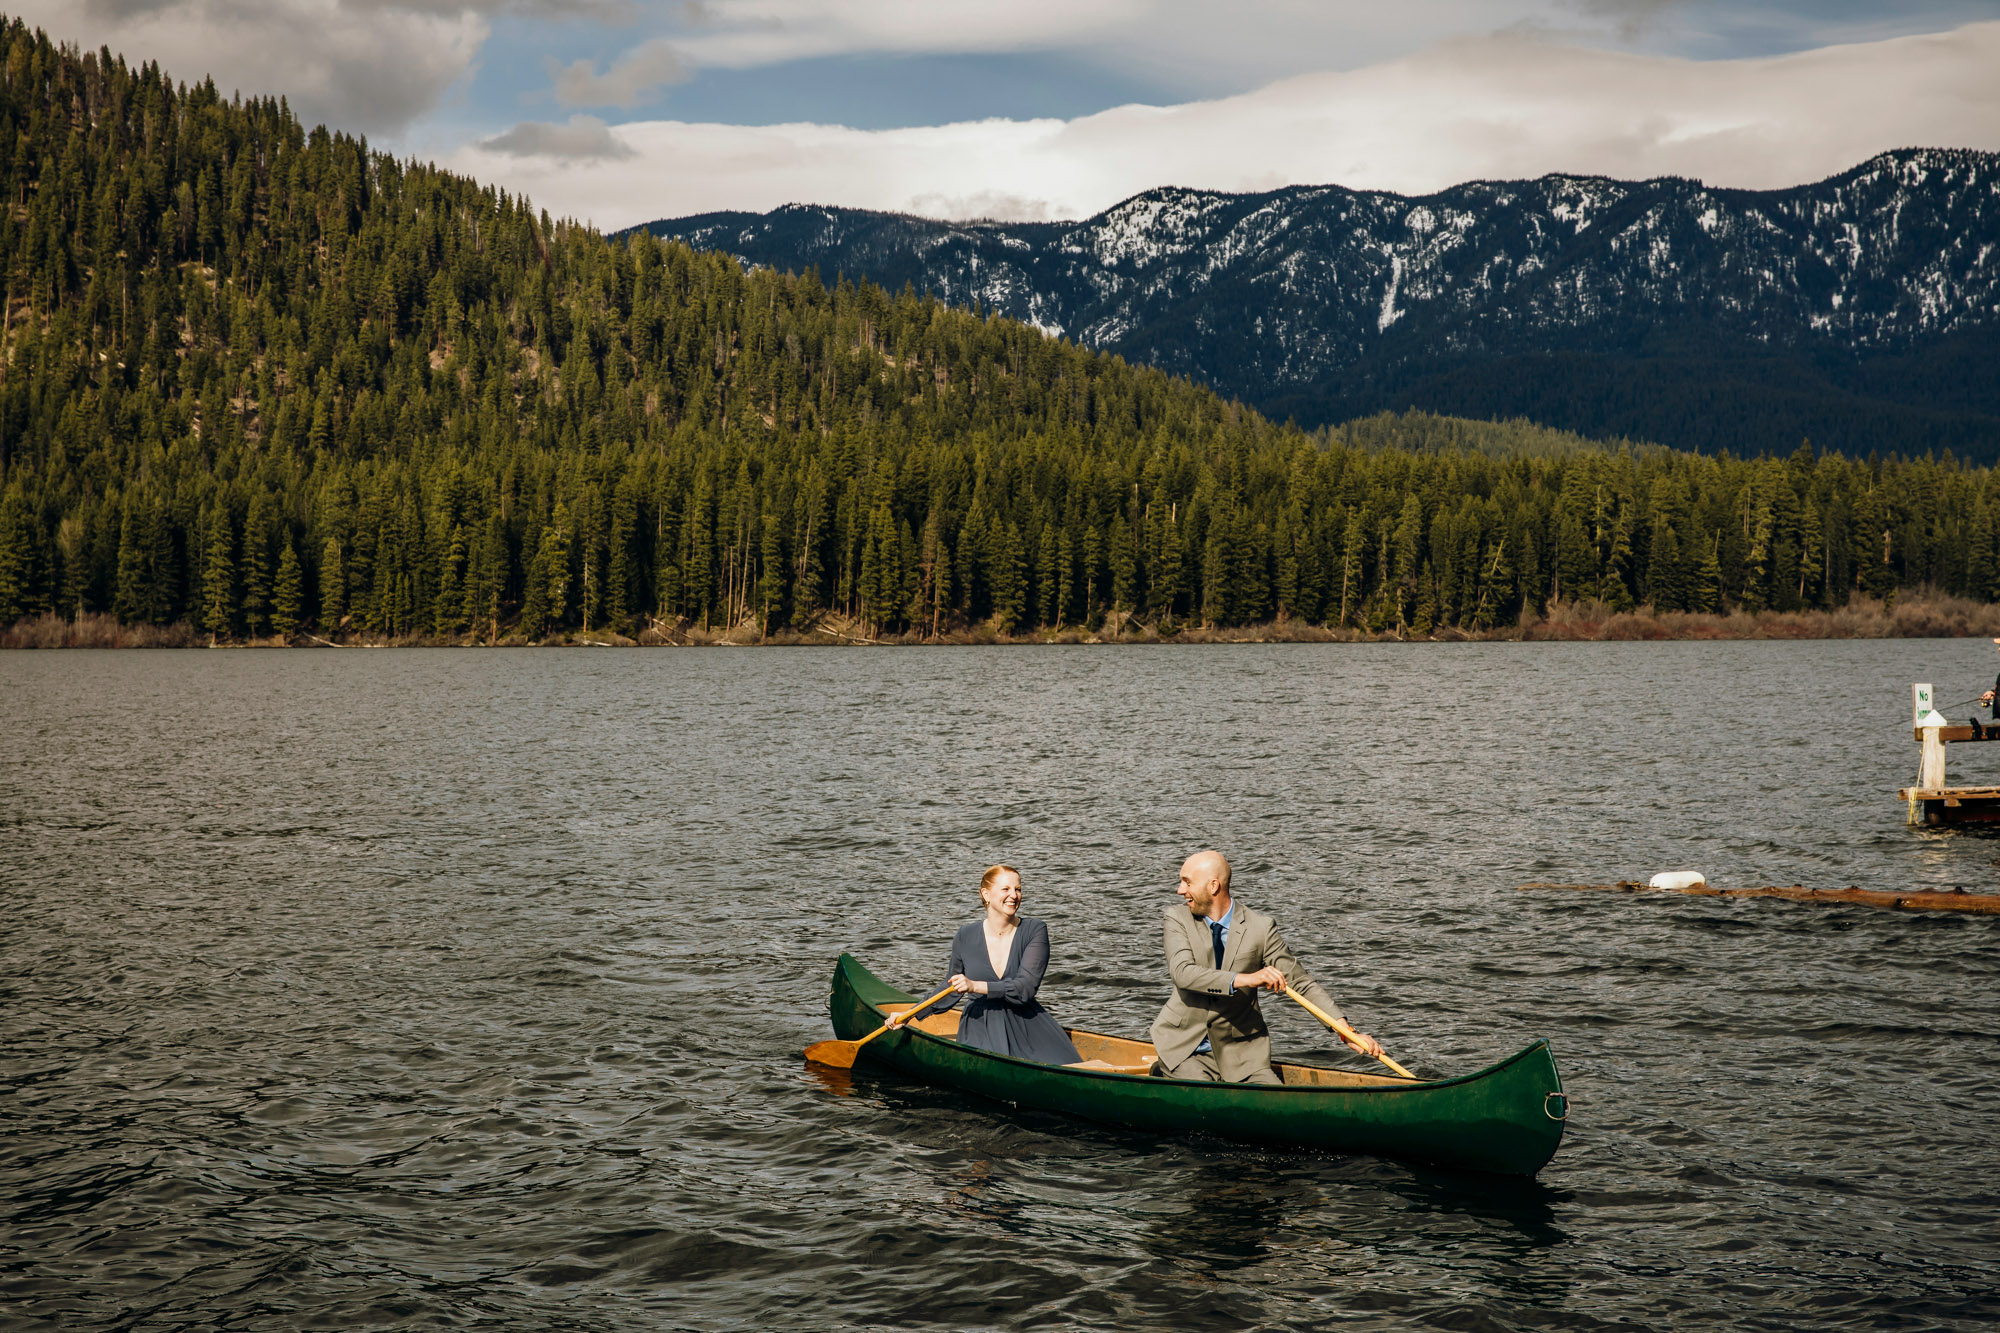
[803, 1039, 860, 1069]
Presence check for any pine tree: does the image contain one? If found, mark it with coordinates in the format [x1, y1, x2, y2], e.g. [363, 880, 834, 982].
[759, 513, 785, 635]
[1392, 494, 1423, 630]
[435, 525, 466, 636]
[1055, 527, 1075, 629]
[1798, 502, 1825, 608]
[1597, 509, 1635, 612]
[1553, 473, 1594, 604]
[990, 520, 1026, 633]
[525, 507, 573, 637]
[1411, 561, 1438, 635]
[1274, 506, 1299, 619]
[273, 540, 302, 637]
[0, 490, 34, 625]
[1109, 513, 1136, 614]
[1646, 517, 1684, 612]
[56, 514, 88, 621]
[1692, 535, 1723, 613]
[1034, 522, 1058, 629]
[1338, 508, 1364, 627]
[477, 515, 508, 640]
[1850, 489, 1896, 601]
[113, 503, 148, 624]
[319, 536, 346, 631]
[241, 497, 272, 637]
[201, 510, 236, 641]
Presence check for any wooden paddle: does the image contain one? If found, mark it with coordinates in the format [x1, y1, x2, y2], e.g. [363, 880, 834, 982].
[804, 985, 957, 1069]
[1281, 987, 1418, 1080]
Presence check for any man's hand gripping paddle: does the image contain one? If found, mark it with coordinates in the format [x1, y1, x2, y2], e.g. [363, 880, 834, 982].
[1280, 987, 1419, 1080]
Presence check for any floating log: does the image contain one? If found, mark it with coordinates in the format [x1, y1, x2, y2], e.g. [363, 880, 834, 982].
[1519, 881, 2000, 915]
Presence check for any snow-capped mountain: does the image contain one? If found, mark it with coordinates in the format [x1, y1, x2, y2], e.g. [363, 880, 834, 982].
[628, 149, 2000, 459]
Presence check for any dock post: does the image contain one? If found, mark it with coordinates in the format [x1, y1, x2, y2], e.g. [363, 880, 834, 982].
[1915, 703, 1949, 825]
[1911, 685, 1933, 823]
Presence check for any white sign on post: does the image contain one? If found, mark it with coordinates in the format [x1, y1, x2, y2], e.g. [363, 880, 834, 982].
[1913, 683, 1933, 727]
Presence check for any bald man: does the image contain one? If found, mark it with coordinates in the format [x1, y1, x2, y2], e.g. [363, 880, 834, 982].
[1149, 850, 1382, 1084]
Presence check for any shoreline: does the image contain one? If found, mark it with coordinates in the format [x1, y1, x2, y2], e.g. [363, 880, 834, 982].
[8, 594, 2000, 648]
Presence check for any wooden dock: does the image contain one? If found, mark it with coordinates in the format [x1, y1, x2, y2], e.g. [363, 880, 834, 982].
[1900, 684, 2000, 825]
[1521, 882, 2000, 915]
[1896, 785, 2000, 822]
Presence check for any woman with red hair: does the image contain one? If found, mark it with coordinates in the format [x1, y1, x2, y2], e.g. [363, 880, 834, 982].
[891, 865, 1081, 1064]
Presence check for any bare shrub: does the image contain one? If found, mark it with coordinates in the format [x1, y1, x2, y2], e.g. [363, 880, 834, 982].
[0, 613, 199, 648]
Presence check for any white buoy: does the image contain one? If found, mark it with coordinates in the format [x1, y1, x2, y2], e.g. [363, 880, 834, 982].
[1649, 870, 1707, 890]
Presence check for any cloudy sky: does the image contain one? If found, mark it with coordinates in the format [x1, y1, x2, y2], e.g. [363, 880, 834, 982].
[23, 1, 2000, 228]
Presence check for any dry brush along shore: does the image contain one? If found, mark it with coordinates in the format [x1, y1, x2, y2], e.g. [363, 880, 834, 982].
[11, 594, 2000, 649]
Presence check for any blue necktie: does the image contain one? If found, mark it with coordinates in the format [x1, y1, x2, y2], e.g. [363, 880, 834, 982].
[1210, 920, 1225, 968]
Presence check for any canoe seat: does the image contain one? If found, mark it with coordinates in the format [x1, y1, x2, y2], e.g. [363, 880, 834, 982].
[1066, 1059, 1155, 1076]
[1066, 1029, 1158, 1065]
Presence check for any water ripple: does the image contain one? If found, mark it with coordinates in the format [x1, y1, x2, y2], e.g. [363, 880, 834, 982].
[2, 642, 1998, 1330]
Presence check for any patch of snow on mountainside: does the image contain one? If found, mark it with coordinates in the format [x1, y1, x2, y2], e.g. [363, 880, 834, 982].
[1090, 190, 1225, 268]
[1378, 254, 1404, 333]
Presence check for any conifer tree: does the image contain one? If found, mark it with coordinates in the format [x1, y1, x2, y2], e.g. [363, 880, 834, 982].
[1646, 517, 1684, 612]
[1338, 509, 1364, 627]
[201, 512, 236, 641]
[930, 539, 953, 638]
[0, 490, 33, 625]
[113, 505, 148, 625]
[1035, 523, 1058, 629]
[1692, 535, 1724, 613]
[759, 514, 785, 635]
[990, 520, 1026, 632]
[241, 497, 272, 637]
[319, 537, 346, 632]
[56, 514, 87, 622]
[1109, 513, 1136, 614]
[435, 525, 466, 636]
[273, 540, 302, 637]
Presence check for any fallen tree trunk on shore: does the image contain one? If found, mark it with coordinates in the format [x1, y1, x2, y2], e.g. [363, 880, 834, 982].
[1519, 882, 2000, 915]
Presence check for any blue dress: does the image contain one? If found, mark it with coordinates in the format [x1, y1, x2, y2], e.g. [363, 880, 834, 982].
[916, 918, 1081, 1064]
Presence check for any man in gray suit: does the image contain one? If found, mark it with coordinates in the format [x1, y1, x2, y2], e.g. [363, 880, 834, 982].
[1150, 849, 1383, 1083]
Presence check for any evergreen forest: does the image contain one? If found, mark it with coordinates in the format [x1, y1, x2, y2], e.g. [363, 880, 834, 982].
[3, 21, 1999, 644]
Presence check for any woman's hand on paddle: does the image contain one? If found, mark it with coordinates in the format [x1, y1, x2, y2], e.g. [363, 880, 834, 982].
[1343, 1030, 1385, 1058]
[948, 973, 987, 996]
[1234, 966, 1287, 991]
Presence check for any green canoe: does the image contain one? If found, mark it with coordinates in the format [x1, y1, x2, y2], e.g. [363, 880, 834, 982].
[824, 953, 1567, 1177]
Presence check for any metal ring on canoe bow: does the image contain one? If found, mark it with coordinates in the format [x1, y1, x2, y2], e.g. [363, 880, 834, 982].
[1544, 1092, 1569, 1121]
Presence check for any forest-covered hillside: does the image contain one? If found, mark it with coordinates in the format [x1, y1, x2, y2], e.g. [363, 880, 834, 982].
[0, 21, 1997, 643]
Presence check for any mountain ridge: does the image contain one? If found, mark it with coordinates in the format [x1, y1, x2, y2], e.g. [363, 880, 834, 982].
[627, 148, 2000, 459]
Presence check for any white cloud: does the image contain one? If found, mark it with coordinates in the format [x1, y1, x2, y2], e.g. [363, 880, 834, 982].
[480, 114, 635, 159]
[549, 37, 691, 107]
[21, 0, 491, 136]
[667, 0, 1150, 68]
[450, 21, 2000, 230]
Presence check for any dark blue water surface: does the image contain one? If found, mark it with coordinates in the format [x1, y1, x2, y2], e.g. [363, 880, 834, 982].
[3, 642, 1997, 1331]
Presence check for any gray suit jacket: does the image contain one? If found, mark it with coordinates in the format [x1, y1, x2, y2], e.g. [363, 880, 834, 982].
[1149, 902, 1345, 1081]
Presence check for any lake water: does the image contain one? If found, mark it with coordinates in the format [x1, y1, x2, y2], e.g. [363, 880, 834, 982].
[3, 642, 1997, 1331]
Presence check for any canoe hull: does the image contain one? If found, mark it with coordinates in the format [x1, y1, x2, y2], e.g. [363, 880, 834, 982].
[827, 953, 1565, 1176]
